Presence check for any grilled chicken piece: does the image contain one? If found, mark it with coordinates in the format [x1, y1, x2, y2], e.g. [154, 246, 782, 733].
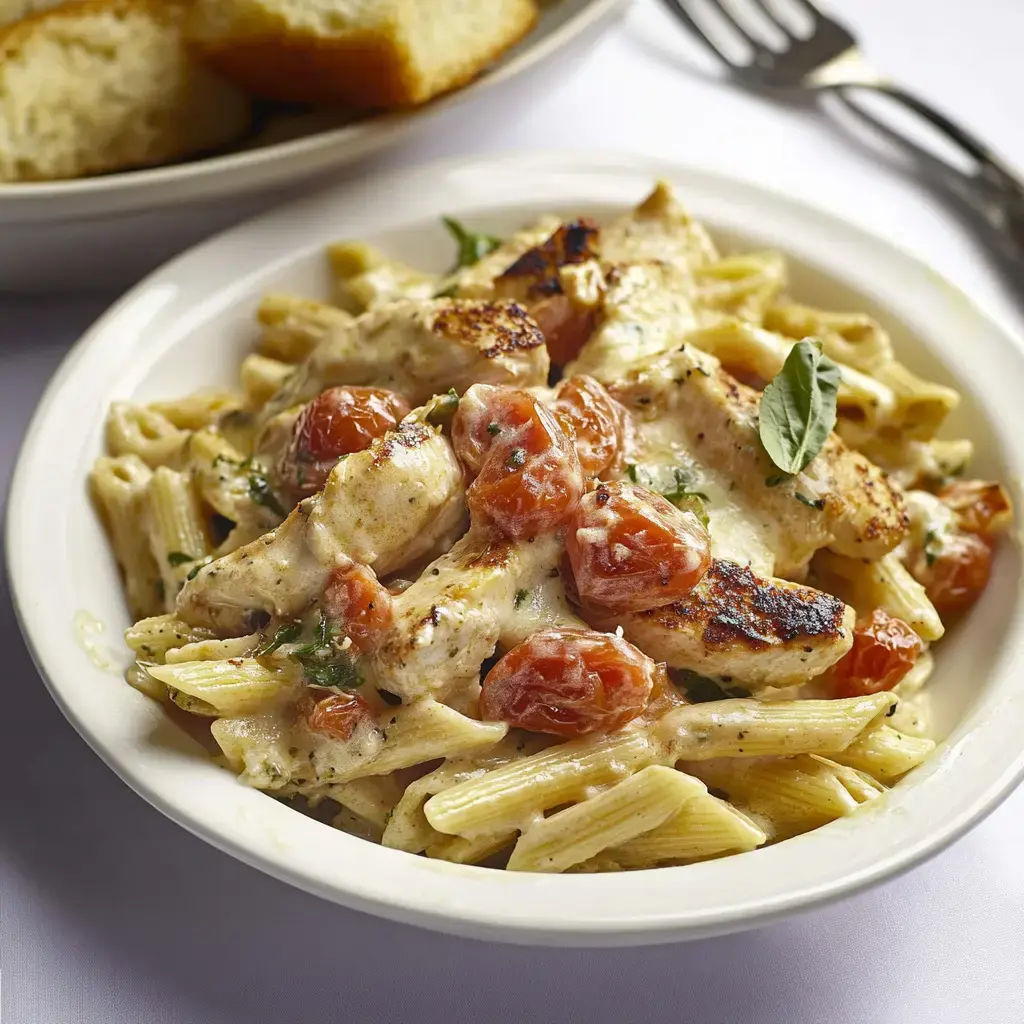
[452, 215, 563, 298]
[594, 560, 855, 688]
[612, 347, 907, 575]
[494, 219, 600, 302]
[601, 181, 719, 271]
[566, 261, 697, 383]
[262, 298, 549, 417]
[177, 424, 465, 634]
[369, 531, 584, 703]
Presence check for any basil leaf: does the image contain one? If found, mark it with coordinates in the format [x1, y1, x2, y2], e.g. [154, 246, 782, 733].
[442, 217, 502, 271]
[669, 668, 752, 703]
[758, 339, 840, 474]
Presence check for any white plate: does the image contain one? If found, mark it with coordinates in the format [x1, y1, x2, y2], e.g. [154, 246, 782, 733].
[0, 0, 625, 293]
[8, 152, 1024, 946]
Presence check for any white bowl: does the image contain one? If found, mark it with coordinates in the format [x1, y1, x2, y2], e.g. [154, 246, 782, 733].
[0, 0, 626, 294]
[8, 152, 1024, 946]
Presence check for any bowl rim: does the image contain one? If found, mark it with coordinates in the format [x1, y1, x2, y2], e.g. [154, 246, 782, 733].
[0, 0, 626, 220]
[8, 150, 1024, 946]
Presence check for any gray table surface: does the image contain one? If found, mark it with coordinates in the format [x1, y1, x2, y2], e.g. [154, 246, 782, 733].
[5, 2, 1024, 1020]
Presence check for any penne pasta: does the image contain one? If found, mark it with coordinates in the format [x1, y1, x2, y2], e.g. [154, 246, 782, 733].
[149, 389, 242, 430]
[145, 467, 210, 606]
[91, 455, 163, 619]
[815, 549, 944, 642]
[95, 180, 995, 873]
[585, 793, 767, 869]
[506, 766, 706, 873]
[147, 658, 300, 713]
[257, 292, 354, 363]
[830, 724, 936, 781]
[106, 402, 189, 469]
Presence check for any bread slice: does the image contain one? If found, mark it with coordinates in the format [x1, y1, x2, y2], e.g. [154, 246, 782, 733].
[188, 0, 539, 110]
[0, 0, 252, 182]
[0, 0, 66, 27]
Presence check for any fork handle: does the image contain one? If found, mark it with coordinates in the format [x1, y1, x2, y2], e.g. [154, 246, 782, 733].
[833, 81, 1024, 200]
[828, 81, 1024, 269]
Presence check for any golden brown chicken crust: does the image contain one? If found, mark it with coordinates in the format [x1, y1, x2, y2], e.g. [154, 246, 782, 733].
[495, 219, 600, 300]
[642, 560, 849, 651]
[431, 300, 545, 359]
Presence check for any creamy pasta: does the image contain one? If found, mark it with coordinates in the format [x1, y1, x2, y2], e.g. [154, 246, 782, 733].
[91, 182, 1013, 873]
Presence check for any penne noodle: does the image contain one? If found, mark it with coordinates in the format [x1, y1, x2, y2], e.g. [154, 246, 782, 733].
[147, 658, 300, 713]
[506, 766, 706, 873]
[830, 724, 936, 781]
[815, 549, 944, 642]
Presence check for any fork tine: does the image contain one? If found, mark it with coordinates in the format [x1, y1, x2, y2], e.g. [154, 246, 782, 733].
[782, 0, 827, 23]
[696, 0, 766, 52]
[739, 0, 799, 42]
[659, 0, 735, 65]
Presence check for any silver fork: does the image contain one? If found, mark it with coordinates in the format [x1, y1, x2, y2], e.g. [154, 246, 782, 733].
[660, 0, 1024, 271]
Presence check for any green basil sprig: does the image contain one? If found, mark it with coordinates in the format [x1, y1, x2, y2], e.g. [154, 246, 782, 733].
[758, 339, 840, 475]
[442, 217, 502, 271]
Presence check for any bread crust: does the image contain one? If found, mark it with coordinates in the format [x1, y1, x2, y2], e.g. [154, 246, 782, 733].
[188, 1, 539, 109]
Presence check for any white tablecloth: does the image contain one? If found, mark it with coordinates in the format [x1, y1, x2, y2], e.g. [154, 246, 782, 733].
[3, 2, 1023, 1020]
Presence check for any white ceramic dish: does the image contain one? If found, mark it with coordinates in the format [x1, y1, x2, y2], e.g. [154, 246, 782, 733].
[0, 0, 626, 294]
[8, 152, 1024, 946]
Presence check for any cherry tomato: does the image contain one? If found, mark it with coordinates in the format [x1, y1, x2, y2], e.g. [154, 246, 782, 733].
[454, 386, 583, 539]
[565, 481, 711, 612]
[827, 608, 922, 698]
[914, 532, 992, 616]
[554, 375, 629, 478]
[938, 479, 1013, 538]
[299, 690, 374, 742]
[532, 295, 597, 367]
[281, 386, 411, 499]
[479, 627, 657, 737]
[322, 564, 394, 653]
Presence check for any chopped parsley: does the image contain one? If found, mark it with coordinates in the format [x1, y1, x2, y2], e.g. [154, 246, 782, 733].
[254, 621, 302, 657]
[442, 216, 503, 271]
[514, 588, 529, 609]
[670, 669, 752, 703]
[506, 447, 527, 470]
[167, 551, 195, 567]
[248, 469, 286, 516]
[290, 613, 363, 690]
[487, 422, 502, 436]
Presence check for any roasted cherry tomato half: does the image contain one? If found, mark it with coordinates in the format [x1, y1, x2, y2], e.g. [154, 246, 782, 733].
[565, 481, 711, 613]
[938, 479, 1013, 538]
[281, 386, 411, 500]
[299, 690, 374, 742]
[531, 295, 597, 367]
[554, 375, 629, 479]
[914, 532, 993, 617]
[453, 385, 583, 539]
[827, 608, 922, 698]
[322, 563, 394, 653]
[479, 627, 657, 737]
